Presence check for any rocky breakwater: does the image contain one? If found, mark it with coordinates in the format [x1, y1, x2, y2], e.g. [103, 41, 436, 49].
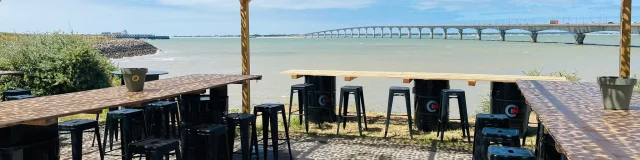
[94, 39, 158, 59]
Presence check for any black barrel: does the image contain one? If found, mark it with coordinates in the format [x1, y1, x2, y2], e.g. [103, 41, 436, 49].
[490, 82, 529, 131]
[0, 124, 60, 159]
[304, 76, 336, 123]
[413, 80, 449, 131]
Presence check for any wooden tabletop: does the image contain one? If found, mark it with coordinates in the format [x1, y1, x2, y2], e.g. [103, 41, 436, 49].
[0, 74, 261, 128]
[282, 70, 567, 84]
[517, 80, 640, 160]
[0, 71, 24, 76]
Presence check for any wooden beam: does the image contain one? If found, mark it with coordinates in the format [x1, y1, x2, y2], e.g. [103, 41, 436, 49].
[344, 76, 357, 81]
[291, 74, 303, 79]
[22, 118, 57, 126]
[468, 80, 477, 86]
[620, 0, 632, 78]
[240, 0, 251, 113]
[403, 79, 413, 83]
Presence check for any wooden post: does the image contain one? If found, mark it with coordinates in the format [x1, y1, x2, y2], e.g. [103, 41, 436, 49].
[620, 0, 632, 78]
[240, 0, 251, 113]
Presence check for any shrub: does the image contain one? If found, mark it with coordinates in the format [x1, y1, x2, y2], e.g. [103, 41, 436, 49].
[476, 67, 580, 113]
[0, 33, 117, 96]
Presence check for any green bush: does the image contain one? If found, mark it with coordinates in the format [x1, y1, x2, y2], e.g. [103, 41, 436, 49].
[0, 33, 117, 96]
[476, 67, 580, 114]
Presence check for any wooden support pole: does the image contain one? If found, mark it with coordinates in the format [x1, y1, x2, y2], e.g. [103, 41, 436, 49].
[620, 0, 632, 78]
[403, 79, 413, 83]
[240, 0, 251, 113]
[344, 77, 357, 81]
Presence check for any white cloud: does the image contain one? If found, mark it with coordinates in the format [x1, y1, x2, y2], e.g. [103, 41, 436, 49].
[156, 0, 376, 10]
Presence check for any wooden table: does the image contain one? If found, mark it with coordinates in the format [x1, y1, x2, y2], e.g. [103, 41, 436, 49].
[282, 69, 568, 132]
[517, 80, 640, 159]
[0, 74, 261, 127]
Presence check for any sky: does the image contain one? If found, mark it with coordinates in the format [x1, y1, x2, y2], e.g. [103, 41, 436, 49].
[0, 0, 639, 35]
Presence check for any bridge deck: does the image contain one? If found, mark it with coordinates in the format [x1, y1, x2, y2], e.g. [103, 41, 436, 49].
[281, 69, 567, 85]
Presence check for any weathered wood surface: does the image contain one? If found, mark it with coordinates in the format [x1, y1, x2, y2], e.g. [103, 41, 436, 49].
[518, 80, 640, 160]
[282, 70, 567, 82]
[0, 74, 261, 128]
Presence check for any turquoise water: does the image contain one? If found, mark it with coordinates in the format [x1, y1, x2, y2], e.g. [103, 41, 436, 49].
[111, 34, 640, 117]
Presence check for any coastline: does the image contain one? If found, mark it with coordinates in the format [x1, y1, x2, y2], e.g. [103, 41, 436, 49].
[94, 39, 158, 59]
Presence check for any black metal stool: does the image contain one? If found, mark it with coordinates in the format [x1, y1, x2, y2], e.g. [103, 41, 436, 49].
[336, 86, 368, 136]
[437, 89, 471, 143]
[179, 94, 225, 125]
[127, 138, 181, 160]
[5, 94, 36, 101]
[144, 101, 180, 138]
[473, 114, 510, 158]
[477, 127, 521, 160]
[59, 119, 105, 160]
[384, 86, 413, 139]
[181, 124, 229, 160]
[288, 84, 320, 133]
[2, 89, 31, 101]
[104, 109, 147, 159]
[226, 113, 259, 160]
[488, 146, 535, 160]
[254, 104, 293, 160]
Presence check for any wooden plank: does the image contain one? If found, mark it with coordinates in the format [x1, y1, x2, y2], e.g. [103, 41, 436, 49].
[468, 80, 477, 86]
[22, 118, 57, 126]
[403, 79, 413, 83]
[344, 76, 357, 81]
[281, 70, 567, 82]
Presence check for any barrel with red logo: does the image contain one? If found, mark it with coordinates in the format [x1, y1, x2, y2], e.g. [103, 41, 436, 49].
[305, 76, 337, 123]
[490, 82, 530, 132]
[414, 80, 450, 131]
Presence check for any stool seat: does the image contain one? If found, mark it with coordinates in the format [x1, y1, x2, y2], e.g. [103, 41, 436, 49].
[390, 86, 410, 91]
[255, 103, 285, 112]
[146, 101, 177, 108]
[227, 113, 255, 120]
[292, 84, 313, 89]
[196, 124, 225, 134]
[129, 138, 181, 160]
[482, 127, 519, 138]
[442, 89, 465, 95]
[2, 89, 31, 101]
[473, 114, 511, 159]
[341, 86, 362, 92]
[488, 146, 535, 160]
[476, 127, 521, 160]
[108, 109, 142, 117]
[59, 119, 98, 131]
[5, 95, 36, 100]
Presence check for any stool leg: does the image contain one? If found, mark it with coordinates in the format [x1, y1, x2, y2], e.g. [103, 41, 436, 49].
[103, 115, 111, 151]
[384, 91, 393, 138]
[354, 91, 363, 136]
[175, 147, 182, 160]
[269, 111, 279, 160]
[93, 113, 100, 147]
[207, 134, 218, 160]
[298, 90, 304, 126]
[259, 110, 269, 159]
[95, 125, 105, 160]
[342, 93, 350, 130]
[312, 90, 321, 129]
[240, 119, 251, 160]
[251, 117, 259, 160]
[70, 130, 83, 160]
[405, 93, 413, 139]
[359, 89, 368, 129]
[281, 109, 294, 160]
[336, 91, 344, 135]
[122, 117, 134, 160]
[227, 119, 237, 157]
[303, 89, 310, 133]
[288, 88, 294, 127]
[439, 95, 449, 142]
[458, 94, 471, 143]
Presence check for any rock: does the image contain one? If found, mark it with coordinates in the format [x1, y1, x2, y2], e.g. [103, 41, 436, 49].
[93, 39, 158, 59]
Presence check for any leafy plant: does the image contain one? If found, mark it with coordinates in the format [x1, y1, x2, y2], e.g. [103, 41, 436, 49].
[0, 32, 117, 96]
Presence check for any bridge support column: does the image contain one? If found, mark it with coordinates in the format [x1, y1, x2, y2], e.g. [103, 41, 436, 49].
[343, 30, 347, 38]
[574, 33, 586, 45]
[408, 28, 412, 39]
[530, 31, 538, 43]
[398, 28, 402, 38]
[373, 28, 376, 38]
[458, 29, 463, 40]
[418, 28, 422, 39]
[476, 30, 482, 40]
[350, 29, 354, 38]
[443, 29, 448, 39]
[357, 29, 361, 38]
[364, 28, 368, 38]
[381, 28, 384, 38]
[389, 28, 393, 38]
[430, 28, 434, 39]
[330, 31, 333, 38]
[499, 30, 506, 41]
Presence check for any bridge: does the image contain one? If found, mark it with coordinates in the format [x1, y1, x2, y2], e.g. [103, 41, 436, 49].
[305, 24, 640, 44]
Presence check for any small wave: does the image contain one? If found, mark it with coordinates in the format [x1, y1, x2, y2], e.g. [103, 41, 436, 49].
[151, 58, 176, 61]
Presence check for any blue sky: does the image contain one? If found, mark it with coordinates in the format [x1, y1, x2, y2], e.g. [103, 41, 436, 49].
[0, 0, 638, 35]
